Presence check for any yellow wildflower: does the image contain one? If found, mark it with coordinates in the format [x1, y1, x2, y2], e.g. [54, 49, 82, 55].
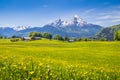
[23, 66, 26, 70]
[29, 71, 34, 75]
[39, 63, 43, 67]
[12, 65, 17, 68]
[2, 67, 5, 70]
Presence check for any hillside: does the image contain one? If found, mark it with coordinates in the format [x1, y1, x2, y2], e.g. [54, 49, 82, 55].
[95, 24, 120, 40]
[0, 27, 16, 37]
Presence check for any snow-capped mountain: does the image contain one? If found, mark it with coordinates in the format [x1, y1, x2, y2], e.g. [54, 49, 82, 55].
[49, 15, 89, 27]
[50, 19, 65, 27]
[0, 15, 103, 38]
[13, 26, 31, 31]
[15, 15, 102, 37]
[0, 27, 16, 37]
[68, 15, 87, 26]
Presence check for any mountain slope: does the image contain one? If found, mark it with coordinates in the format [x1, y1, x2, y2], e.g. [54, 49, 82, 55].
[0, 15, 102, 38]
[95, 24, 120, 40]
[13, 26, 31, 31]
[16, 16, 102, 38]
[0, 27, 16, 37]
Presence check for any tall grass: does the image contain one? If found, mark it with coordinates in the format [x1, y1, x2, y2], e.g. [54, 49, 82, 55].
[0, 56, 119, 80]
[0, 39, 120, 79]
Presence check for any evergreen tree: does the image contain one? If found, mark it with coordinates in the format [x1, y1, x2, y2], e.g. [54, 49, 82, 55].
[12, 35, 16, 38]
[4, 36, 8, 39]
[63, 36, 69, 41]
[53, 34, 63, 41]
[42, 32, 52, 40]
[0, 35, 3, 39]
[29, 32, 42, 38]
[114, 30, 120, 41]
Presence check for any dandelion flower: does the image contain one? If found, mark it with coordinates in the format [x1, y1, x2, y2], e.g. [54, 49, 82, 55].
[2, 67, 5, 70]
[29, 71, 34, 75]
[23, 66, 26, 70]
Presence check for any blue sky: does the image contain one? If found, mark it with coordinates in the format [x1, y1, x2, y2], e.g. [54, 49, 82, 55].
[0, 0, 120, 27]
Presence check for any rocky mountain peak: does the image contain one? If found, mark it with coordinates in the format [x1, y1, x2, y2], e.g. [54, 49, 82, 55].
[69, 15, 87, 26]
[50, 19, 65, 27]
[49, 15, 88, 27]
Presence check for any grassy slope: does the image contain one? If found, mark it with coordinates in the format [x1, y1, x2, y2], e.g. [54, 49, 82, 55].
[0, 39, 120, 79]
[0, 39, 120, 66]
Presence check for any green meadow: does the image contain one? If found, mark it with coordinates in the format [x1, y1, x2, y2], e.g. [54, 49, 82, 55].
[0, 39, 120, 80]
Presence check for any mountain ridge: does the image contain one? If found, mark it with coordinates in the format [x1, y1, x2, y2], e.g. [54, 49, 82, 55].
[0, 15, 102, 38]
[13, 26, 32, 31]
[95, 24, 120, 40]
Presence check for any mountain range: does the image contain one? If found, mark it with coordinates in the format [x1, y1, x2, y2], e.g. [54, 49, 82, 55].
[0, 15, 102, 38]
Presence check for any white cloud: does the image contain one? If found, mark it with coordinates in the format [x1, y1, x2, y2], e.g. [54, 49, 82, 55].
[84, 9, 95, 13]
[94, 21, 102, 24]
[98, 15, 111, 19]
[111, 19, 120, 22]
[112, 16, 120, 19]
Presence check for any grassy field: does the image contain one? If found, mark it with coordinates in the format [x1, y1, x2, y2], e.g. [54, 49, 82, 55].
[0, 39, 120, 80]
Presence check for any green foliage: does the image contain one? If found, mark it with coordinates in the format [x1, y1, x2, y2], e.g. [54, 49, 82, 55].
[78, 38, 91, 41]
[4, 36, 8, 39]
[29, 32, 42, 38]
[95, 24, 120, 41]
[114, 30, 120, 41]
[100, 38, 107, 41]
[77, 38, 82, 41]
[77, 38, 93, 41]
[83, 38, 88, 41]
[53, 34, 63, 41]
[0, 35, 3, 39]
[63, 36, 69, 41]
[42, 32, 52, 39]
[0, 57, 119, 80]
[10, 38, 20, 42]
[12, 35, 17, 38]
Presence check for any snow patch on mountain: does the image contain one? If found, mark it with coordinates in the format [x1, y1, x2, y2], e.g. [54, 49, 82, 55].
[49, 15, 88, 27]
[68, 15, 87, 26]
[13, 26, 31, 31]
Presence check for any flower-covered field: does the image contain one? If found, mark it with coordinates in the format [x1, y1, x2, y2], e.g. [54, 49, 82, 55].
[0, 39, 120, 80]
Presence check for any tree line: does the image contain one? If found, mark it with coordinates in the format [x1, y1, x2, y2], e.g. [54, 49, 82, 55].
[114, 30, 120, 41]
[28, 31, 120, 41]
[0, 30, 120, 41]
[29, 32, 69, 41]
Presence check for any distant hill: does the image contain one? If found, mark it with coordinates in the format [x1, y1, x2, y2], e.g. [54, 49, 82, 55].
[13, 26, 32, 31]
[95, 24, 120, 40]
[0, 27, 16, 37]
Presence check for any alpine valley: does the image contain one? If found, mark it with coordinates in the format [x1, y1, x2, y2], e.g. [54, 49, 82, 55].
[1, 15, 103, 38]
